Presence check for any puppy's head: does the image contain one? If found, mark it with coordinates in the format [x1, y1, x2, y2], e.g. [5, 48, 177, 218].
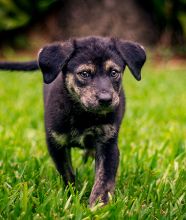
[38, 37, 146, 112]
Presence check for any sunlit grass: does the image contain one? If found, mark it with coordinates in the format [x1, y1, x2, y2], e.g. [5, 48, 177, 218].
[0, 60, 186, 219]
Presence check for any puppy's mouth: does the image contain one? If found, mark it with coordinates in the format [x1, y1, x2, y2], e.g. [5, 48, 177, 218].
[81, 97, 119, 114]
[95, 105, 114, 114]
[83, 104, 114, 114]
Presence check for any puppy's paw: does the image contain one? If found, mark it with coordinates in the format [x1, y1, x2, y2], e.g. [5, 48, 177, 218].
[89, 190, 111, 208]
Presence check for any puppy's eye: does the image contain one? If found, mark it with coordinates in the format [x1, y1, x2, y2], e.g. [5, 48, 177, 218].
[110, 69, 120, 78]
[78, 71, 91, 79]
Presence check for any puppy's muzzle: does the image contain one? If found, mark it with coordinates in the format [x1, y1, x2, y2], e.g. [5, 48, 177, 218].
[97, 91, 112, 107]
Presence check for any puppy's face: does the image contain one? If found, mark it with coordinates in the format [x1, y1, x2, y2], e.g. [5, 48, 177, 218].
[65, 41, 125, 112]
[38, 37, 146, 111]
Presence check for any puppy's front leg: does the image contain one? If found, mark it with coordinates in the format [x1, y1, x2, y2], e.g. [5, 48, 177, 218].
[47, 137, 75, 185]
[89, 139, 119, 206]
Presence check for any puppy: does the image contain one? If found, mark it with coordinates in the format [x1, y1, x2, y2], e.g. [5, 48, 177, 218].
[0, 36, 146, 206]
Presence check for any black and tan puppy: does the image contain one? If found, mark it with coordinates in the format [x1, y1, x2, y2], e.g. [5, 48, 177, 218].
[0, 36, 146, 206]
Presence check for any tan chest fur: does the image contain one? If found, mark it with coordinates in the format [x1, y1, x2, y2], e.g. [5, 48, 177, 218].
[51, 124, 116, 148]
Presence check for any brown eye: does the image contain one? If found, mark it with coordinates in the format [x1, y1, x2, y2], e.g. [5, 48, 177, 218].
[110, 69, 120, 78]
[78, 71, 91, 79]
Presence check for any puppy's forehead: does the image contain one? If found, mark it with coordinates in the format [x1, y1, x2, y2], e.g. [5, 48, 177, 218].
[67, 38, 124, 70]
[75, 36, 112, 49]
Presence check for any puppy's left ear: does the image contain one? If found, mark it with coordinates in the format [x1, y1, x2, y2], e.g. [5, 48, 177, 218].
[114, 39, 146, 81]
[38, 41, 74, 84]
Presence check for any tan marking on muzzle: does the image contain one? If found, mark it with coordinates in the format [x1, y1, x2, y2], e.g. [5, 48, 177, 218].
[66, 74, 81, 97]
[112, 91, 120, 107]
[81, 86, 98, 108]
[66, 74, 98, 109]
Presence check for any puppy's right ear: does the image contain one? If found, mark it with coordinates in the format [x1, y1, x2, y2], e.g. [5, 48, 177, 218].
[38, 41, 74, 84]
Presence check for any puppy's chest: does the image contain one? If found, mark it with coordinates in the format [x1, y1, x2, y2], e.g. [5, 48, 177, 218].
[52, 123, 116, 148]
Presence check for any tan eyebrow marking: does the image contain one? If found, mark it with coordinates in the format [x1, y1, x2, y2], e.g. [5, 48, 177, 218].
[76, 64, 96, 73]
[104, 60, 121, 72]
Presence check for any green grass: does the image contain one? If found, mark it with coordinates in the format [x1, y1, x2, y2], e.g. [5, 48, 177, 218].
[0, 59, 186, 219]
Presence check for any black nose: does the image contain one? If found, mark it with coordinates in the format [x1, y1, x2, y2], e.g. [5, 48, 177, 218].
[98, 92, 112, 106]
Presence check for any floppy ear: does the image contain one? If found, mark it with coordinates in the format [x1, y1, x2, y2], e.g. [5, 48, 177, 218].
[114, 39, 146, 81]
[38, 41, 74, 84]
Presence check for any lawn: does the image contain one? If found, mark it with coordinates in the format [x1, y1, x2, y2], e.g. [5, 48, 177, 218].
[0, 58, 186, 219]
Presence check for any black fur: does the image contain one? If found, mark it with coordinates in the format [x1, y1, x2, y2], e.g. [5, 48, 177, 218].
[114, 39, 146, 80]
[0, 36, 146, 206]
[39, 42, 74, 83]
